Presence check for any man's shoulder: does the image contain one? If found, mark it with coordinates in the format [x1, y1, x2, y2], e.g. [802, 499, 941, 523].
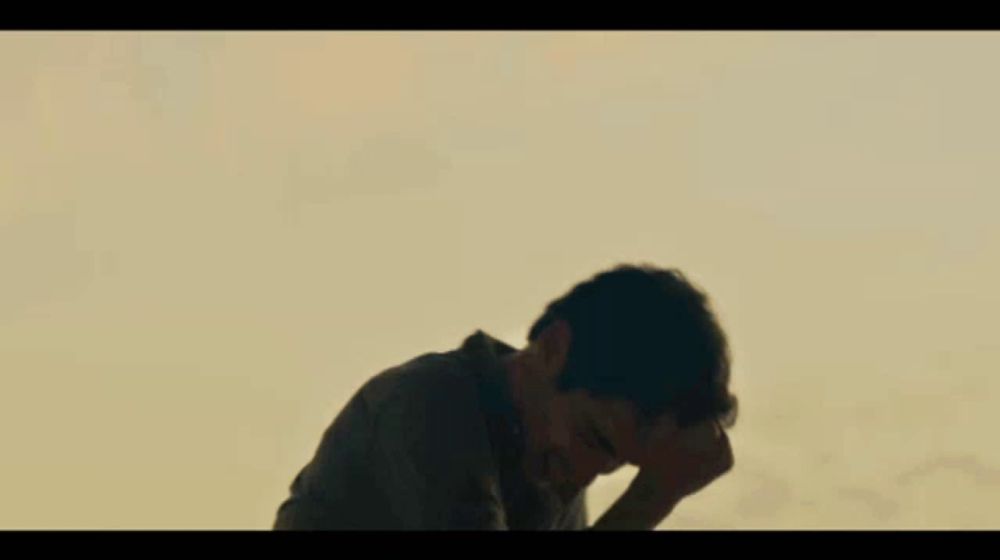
[356, 349, 493, 465]
[357, 350, 476, 420]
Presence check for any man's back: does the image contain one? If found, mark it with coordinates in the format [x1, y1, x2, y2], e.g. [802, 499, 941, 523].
[273, 331, 587, 530]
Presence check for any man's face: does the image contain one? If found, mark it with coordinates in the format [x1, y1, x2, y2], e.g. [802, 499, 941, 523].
[514, 319, 649, 502]
[520, 385, 644, 502]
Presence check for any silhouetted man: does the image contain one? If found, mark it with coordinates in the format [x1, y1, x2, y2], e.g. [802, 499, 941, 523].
[274, 263, 737, 530]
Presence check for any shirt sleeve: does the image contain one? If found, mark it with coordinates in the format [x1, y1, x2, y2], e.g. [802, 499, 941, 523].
[272, 392, 376, 530]
[274, 360, 510, 530]
[371, 440, 508, 529]
[560, 491, 589, 530]
[367, 381, 509, 530]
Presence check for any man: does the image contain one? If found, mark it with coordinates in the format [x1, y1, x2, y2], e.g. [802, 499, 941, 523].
[273, 263, 738, 530]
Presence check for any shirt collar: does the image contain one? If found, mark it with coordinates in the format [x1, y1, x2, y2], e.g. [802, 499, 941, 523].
[457, 330, 525, 456]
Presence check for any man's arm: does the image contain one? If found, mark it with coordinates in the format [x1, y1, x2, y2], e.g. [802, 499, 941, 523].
[588, 471, 681, 530]
[273, 393, 379, 530]
[366, 375, 510, 530]
[370, 436, 509, 530]
[275, 362, 510, 530]
[590, 419, 734, 531]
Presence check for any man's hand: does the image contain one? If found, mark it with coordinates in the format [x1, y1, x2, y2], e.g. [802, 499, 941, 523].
[590, 417, 734, 530]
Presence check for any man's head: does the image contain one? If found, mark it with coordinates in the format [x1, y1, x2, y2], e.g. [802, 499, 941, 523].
[505, 263, 737, 499]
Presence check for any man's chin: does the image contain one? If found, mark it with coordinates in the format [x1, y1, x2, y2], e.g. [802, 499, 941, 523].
[523, 455, 582, 503]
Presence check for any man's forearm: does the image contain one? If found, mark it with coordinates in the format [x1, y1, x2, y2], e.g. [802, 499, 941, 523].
[589, 475, 681, 531]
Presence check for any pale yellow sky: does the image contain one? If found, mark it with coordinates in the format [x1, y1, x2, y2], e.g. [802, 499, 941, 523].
[1, 31, 998, 529]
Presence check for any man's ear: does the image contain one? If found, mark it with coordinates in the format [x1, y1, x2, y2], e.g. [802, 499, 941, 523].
[538, 319, 572, 375]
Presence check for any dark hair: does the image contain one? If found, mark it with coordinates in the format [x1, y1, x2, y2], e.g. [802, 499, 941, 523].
[528, 263, 737, 430]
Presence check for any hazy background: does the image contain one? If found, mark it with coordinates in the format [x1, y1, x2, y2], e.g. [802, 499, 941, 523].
[2, 31, 998, 529]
